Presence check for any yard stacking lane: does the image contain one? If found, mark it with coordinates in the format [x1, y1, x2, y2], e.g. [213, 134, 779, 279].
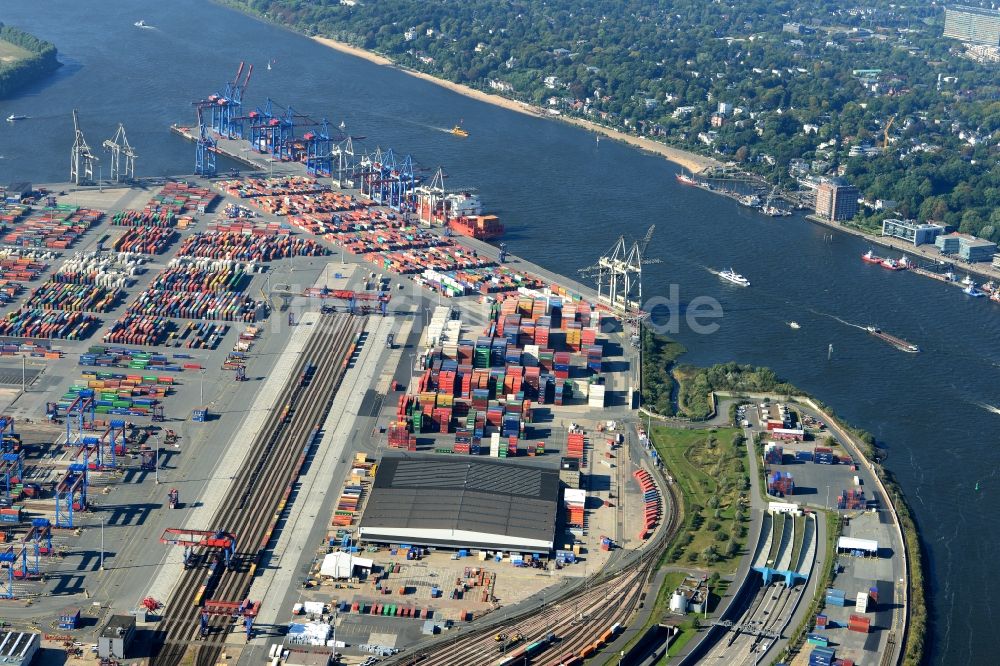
[150, 313, 367, 666]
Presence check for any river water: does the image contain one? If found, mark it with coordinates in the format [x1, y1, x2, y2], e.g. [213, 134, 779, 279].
[1, 1, 996, 661]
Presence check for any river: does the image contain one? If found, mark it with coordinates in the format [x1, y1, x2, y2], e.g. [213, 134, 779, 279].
[1, 1, 996, 661]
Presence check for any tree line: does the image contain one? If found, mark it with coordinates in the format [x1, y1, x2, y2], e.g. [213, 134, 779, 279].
[223, 0, 1000, 242]
[0, 23, 60, 99]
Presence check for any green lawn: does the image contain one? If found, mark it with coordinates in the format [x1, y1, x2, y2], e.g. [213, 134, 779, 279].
[652, 425, 750, 574]
[0, 40, 31, 64]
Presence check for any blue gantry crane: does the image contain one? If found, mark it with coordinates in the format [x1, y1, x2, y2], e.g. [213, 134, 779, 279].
[305, 118, 333, 176]
[209, 61, 253, 139]
[55, 463, 88, 528]
[64, 392, 94, 446]
[195, 105, 218, 177]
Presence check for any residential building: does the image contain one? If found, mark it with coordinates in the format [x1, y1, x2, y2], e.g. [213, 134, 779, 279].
[710, 113, 725, 128]
[944, 5, 1000, 46]
[717, 102, 733, 116]
[992, 253, 1000, 270]
[814, 179, 859, 221]
[882, 219, 945, 246]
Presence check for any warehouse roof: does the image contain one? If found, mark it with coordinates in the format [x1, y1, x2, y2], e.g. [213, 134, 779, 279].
[359, 454, 559, 552]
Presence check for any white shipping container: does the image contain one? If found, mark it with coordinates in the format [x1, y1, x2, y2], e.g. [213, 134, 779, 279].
[856, 592, 869, 613]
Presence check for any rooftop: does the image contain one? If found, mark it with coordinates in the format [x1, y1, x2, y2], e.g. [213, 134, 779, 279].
[100, 614, 135, 639]
[359, 454, 559, 552]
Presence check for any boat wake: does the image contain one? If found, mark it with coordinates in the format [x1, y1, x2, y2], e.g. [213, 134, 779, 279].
[972, 401, 1000, 417]
[808, 309, 867, 331]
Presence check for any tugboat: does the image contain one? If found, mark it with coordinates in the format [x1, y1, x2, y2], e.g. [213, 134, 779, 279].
[718, 268, 751, 287]
[450, 123, 469, 138]
[962, 280, 986, 297]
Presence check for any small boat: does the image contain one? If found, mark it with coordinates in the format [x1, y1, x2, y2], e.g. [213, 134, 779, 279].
[962, 282, 985, 297]
[450, 124, 469, 138]
[738, 194, 761, 208]
[676, 173, 698, 186]
[5, 115, 27, 122]
[718, 268, 750, 287]
[788, 321, 801, 330]
[134, 19, 151, 28]
[879, 256, 908, 271]
[961, 274, 975, 287]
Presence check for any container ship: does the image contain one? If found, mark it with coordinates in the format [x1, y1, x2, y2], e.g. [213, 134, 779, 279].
[416, 190, 504, 240]
[866, 325, 919, 353]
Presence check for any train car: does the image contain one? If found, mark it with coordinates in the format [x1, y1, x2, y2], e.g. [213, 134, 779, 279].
[194, 552, 225, 606]
[496, 635, 553, 666]
[558, 654, 582, 666]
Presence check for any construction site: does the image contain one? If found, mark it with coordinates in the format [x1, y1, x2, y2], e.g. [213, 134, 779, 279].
[0, 62, 679, 666]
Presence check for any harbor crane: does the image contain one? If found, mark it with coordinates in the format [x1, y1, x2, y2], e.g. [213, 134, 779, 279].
[332, 135, 356, 187]
[194, 105, 218, 177]
[70, 109, 98, 185]
[102, 123, 137, 183]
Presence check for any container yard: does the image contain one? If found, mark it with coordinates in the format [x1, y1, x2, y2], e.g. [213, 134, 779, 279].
[0, 130, 656, 666]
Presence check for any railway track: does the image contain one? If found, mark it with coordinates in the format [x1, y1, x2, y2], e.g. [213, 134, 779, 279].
[396, 457, 682, 666]
[151, 314, 367, 666]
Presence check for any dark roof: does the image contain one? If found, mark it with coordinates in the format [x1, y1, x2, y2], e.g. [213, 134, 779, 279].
[360, 454, 559, 550]
[100, 615, 135, 638]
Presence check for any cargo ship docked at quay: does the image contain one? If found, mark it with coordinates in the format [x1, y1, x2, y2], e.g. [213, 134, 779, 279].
[415, 184, 504, 240]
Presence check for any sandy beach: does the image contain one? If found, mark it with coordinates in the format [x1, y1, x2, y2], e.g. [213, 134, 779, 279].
[312, 36, 721, 174]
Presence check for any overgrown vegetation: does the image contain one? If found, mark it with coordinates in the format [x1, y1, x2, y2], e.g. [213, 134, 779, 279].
[0, 23, 59, 99]
[229, 0, 1000, 241]
[652, 426, 750, 574]
[640, 326, 685, 416]
[676, 360, 801, 420]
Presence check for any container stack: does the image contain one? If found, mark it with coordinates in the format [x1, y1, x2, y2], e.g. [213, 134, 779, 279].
[127, 289, 258, 322]
[566, 430, 585, 460]
[868, 586, 879, 611]
[794, 450, 813, 462]
[564, 488, 586, 527]
[387, 422, 416, 451]
[0, 255, 47, 282]
[813, 446, 836, 465]
[588, 381, 605, 408]
[176, 321, 230, 350]
[151, 261, 250, 293]
[634, 469, 661, 537]
[848, 614, 870, 634]
[855, 591, 869, 613]
[58, 607, 81, 630]
[2, 206, 102, 249]
[80, 347, 187, 372]
[191, 407, 208, 422]
[61, 376, 170, 417]
[814, 614, 828, 630]
[112, 209, 176, 228]
[113, 227, 176, 255]
[24, 283, 123, 313]
[177, 231, 328, 261]
[0, 309, 99, 340]
[151, 181, 218, 214]
[764, 443, 784, 465]
[53, 251, 145, 289]
[103, 314, 174, 346]
[768, 471, 795, 497]
[825, 588, 847, 607]
[837, 488, 865, 510]
[809, 646, 836, 666]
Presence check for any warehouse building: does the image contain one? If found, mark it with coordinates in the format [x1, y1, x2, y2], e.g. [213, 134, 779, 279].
[0, 632, 39, 666]
[358, 455, 559, 554]
[98, 615, 135, 660]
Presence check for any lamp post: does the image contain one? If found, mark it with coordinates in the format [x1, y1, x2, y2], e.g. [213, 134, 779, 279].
[154, 434, 161, 485]
[100, 517, 105, 570]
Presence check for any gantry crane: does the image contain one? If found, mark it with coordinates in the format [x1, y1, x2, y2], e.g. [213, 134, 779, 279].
[70, 109, 98, 185]
[102, 123, 137, 183]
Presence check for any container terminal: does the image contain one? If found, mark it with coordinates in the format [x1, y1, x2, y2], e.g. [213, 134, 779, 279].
[0, 63, 907, 666]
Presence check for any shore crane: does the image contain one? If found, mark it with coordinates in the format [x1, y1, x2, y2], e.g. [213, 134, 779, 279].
[70, 109, 98, 185]
[102, 123, 137, 182]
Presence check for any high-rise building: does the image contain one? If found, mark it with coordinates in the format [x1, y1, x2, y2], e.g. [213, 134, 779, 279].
[815, 179, 859, 221]
[944, 5, 1000, 46]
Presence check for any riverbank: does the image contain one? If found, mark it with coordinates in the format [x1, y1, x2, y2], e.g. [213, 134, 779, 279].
[805, 213, 1000, 284]
[0, 24, 60, 99]
[310, 35, 721, 175]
